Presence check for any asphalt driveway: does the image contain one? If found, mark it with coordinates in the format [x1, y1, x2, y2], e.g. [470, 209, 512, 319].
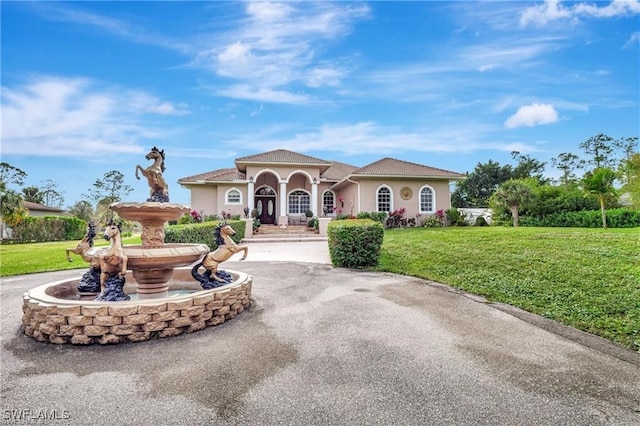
[1, 243, 639, 425]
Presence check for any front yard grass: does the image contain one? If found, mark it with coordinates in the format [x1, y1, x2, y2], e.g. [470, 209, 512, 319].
[377, 227, 640, 352]
[0, 235, 142, 277]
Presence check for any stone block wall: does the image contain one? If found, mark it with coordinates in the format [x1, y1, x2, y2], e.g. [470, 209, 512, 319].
[22, 277, 252, 345]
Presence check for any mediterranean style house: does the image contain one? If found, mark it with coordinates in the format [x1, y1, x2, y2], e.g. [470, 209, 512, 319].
[178, 149, 465, 226]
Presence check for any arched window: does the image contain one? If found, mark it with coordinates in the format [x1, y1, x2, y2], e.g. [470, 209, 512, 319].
[322, 190, 335, 215]
[225, 188, 242, 205]
[419, 186, 435, 213]
[288, 190, 310, 214]
[377, 186, 392, 212]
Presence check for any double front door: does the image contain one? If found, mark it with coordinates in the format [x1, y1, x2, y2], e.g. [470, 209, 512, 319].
[255, 196, 276, 224]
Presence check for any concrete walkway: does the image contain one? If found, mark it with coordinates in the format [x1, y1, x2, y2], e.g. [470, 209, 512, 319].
[1, 241, 639, 425]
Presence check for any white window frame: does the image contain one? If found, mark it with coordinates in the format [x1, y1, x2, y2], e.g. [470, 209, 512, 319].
[225, 188, 243, 205]
[376, 185, 393, 213]
[322, 190, 336, 216]
[288, 189, 311, 215]
[419, 185, 436, 213]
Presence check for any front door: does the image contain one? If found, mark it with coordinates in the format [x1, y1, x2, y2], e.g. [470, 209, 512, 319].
[255, 196, 276, 224]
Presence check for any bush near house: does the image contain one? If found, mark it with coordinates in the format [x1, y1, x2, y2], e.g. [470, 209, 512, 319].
[9, 216, 87, 243]
[165, 220, 245, 249]
[518, 208, 640, 228]
[328, 219, 384, 269]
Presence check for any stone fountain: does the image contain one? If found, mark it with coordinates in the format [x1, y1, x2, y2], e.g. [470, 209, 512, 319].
[21, 147, 252, 345]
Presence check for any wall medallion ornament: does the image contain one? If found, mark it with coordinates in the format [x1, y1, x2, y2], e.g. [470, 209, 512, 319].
[400, 187, 412, 200]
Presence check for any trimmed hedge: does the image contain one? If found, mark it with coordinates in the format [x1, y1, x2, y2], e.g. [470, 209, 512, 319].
[328, 219, 384, 269]
[11, 216, 87, 243]
[165, 220, 245, 249]
[519, 208, 640, 228]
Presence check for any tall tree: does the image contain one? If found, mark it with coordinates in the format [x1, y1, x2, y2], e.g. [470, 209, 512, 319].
[491, 179, 535, 227]
[511, 151, 547, 184]
[39, 179, 65, 208]
[579, 133, 615, 169]
[625, 153, 640, 209]
[84, 171, 133, 222]
[451, 160, 513, 208]
[0, 163, 28, 238]
[613, 136, 639, 189]
[551, 152, 585, 189]
[22, 186, 44, 204]
[582, 167, 618, 229]
[0, 162, 27, 191]
[67, 200, 94, 222]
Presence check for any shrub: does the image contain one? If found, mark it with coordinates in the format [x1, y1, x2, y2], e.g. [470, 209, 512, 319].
[328, 219, 384, 268]
[356, 211, 387, 223]
[385, 208, 407, 229]
[422, 215, 443, 227]
[11, 216, 87, 243]
[445, 208, 467, 226]
[308, 217, 319, 229]
[518, 208, 640, 228]
[475, 216, 489, 227]
[165, 220, 245, 249]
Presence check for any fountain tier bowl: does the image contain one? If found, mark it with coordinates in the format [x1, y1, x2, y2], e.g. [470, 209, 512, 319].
[22, 268, 252, 345]
[109, 201, 191, 223]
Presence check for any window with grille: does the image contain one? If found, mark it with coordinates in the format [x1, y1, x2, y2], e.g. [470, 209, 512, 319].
[322, 191, 335, 215]
[377, 186, 391, 212]
[288, 190, 310, 214]
[420, 186, 434, 212]
[226, 188, 241, 204]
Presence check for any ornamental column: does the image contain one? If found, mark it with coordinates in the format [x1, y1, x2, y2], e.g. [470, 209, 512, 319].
[247, 178, 255, 215]
[311, 178, 318, 217]
[279, 181, 288, 226]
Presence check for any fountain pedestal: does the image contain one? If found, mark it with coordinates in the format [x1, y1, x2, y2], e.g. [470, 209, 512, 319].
[99, 202, 210, 299]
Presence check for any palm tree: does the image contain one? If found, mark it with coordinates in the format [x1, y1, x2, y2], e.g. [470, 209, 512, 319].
[582, 167, 617, 229]
[0, 186, 27, 238]
[492, 179, 535, 227]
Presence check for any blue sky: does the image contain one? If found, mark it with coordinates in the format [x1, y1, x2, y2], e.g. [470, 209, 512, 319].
[2, 0, 639, 207]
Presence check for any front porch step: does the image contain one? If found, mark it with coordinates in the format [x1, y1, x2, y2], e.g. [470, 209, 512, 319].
[242, 225, 327, 243]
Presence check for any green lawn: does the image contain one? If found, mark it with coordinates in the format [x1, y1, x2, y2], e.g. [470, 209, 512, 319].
[0, 235, 142, 276]
[377, 227, 640, 352]
[1, 227, 639, 351]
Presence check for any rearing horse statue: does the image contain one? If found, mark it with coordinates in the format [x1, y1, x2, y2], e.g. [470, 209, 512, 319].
[66, 221, 96, 262]
[135, 146, 169, 202]
[192, 222, 248, 288]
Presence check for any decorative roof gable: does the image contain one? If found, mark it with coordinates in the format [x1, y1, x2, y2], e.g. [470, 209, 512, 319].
[235, 149, 332, 172]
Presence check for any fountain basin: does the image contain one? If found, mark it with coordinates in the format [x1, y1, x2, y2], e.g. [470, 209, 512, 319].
[21, 268, 252, 345]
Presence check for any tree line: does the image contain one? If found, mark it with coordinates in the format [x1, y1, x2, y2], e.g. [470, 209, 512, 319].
[0, 167, 133, 231]
[452, 134, 638, 228]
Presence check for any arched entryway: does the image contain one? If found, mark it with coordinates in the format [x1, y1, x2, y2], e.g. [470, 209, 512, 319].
[254, 186, 276, 224]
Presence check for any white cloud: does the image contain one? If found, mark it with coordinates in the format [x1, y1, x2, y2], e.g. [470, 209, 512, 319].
[0, 76, 186, 156]
[504, 103, 559, 128]
[520, 0, 640, 27]
[220, 121, 540, 156]
[623, 31, 640, 49]
[192, 1, 370, 102]
[215, 84, 310, 104]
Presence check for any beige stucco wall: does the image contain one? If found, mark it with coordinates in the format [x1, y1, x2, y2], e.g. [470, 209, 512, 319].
[188, 185, 218, 216]
[344, 178, 452, 217]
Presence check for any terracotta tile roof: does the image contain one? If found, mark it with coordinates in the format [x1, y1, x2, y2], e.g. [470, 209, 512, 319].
[235, 149, 332, 167]
[321, 160, 358, 181]
[178, 168, 245, 184]
[352, 158, 465, 179]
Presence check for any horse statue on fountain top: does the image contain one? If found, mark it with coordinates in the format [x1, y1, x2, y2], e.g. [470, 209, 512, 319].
[135, 146, 169, 202]
[192, 222, 248, 289]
